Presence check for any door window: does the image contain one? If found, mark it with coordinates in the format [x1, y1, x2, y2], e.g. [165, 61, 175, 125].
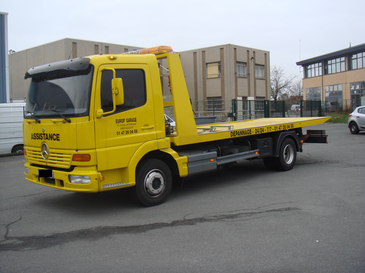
[101, 69, 146, 113]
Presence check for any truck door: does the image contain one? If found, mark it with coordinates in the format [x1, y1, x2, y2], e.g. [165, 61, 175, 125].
[94, 65, 156, 171]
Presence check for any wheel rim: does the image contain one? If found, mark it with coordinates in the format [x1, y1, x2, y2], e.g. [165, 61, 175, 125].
[351, 124, 357, 132]
[283, 144, 295, 165]
[144, 169, 166, 198]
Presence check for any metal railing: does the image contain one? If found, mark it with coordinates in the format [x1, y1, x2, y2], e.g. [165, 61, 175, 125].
[192, 99, 350, 123]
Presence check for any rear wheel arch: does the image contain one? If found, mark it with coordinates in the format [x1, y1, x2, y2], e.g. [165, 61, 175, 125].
[272, 131, 300, 157]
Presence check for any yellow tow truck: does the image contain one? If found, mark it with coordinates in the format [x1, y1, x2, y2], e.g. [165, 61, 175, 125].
[23, 46, 330, 206]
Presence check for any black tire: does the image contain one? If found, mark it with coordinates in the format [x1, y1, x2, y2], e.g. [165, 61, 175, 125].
[135, 159, 172, 206]
[349, 122, 359, 134]
[263, 157, 276, 170]
[11, 144, 24, 154]
[273, 138, 297, 171]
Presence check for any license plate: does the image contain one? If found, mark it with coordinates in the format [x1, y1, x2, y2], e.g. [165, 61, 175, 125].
[38, 169, 53, 178]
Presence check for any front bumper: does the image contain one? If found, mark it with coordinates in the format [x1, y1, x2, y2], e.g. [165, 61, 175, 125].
[24, 161, 101, 192]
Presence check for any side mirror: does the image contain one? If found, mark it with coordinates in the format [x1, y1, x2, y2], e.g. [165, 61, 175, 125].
[97, 109, 104, 118]
[97, 67, 123, 118]
[112, 78, 124, 105]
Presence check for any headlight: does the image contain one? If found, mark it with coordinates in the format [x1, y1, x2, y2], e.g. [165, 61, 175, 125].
[69, 175, 91, 184]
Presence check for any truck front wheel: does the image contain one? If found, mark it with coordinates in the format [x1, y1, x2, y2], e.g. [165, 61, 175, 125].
[273, 138, 297, 171]
[135, 159, 172, 206]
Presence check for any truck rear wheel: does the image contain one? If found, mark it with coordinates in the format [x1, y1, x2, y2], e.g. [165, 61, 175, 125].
[135, 159, 172, 206]
[273, 138, 297, 171]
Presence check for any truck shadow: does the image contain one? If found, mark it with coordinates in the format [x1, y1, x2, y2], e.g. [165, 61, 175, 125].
[34, 187, 138, 214]
[34, 159, 275, 213]
[170, 159, 272, 197]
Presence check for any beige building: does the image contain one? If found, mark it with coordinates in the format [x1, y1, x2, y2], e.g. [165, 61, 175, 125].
[8, 39, 270, 112]
[8, 38, 142, 101]
[179, 44, 270, 112]
[296, 43, 365, 110]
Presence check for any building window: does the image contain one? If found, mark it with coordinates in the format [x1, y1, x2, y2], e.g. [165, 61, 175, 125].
[241, 97, 248, 110]
[105, 46, 109, 54]
[206, 97, 223, 111]
[255, 65, 265, 79]
[94, 45, 99, 54]
[305, 62, 322, 78]
[325, 57, 345, 74]
[350, 81, 365, 109]
[236, 62, 247, 77]
[306, 87, 321, 101]
[325, 84, 343, 106]
[351, 52, 365, 70]
[72, 42, 77, 58]
[207, 62, 221, 78]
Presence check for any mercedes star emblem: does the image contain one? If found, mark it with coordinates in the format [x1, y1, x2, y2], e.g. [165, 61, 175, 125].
[41, 142, 49, 160]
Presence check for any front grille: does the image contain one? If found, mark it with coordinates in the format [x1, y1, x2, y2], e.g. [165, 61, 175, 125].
[26, 147, 72, 169]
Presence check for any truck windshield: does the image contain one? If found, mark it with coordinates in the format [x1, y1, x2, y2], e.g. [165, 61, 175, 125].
[25, 65, 94, 119]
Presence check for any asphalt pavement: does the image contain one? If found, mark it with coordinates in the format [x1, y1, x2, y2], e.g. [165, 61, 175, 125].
[0, 123, 364, 272]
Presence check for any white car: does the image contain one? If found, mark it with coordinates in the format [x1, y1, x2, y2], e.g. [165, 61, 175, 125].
[348, 105, 365, 134]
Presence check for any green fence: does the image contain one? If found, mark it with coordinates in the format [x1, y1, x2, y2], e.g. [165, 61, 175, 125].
[193, 99, 330, 122]
[228, 100, 324, 120]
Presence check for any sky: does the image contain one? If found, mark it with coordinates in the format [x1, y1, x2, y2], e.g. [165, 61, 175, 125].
[2, 0, 365, 80]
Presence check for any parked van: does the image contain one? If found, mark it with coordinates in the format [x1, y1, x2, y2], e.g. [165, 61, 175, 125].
[0, 103, 25, 155]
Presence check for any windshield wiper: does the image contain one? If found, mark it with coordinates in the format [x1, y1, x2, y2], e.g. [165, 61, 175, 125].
[45, 109, 71, 123]
[25, 111, 41, 123]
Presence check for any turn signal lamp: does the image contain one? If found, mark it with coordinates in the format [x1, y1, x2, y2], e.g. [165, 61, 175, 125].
[123, 45, 173, 55]
[72, 154, 91, 162]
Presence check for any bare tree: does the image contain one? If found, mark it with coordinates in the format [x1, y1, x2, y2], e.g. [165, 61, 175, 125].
[289, 78, 303, 98]
[270, 66, 296, 101]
